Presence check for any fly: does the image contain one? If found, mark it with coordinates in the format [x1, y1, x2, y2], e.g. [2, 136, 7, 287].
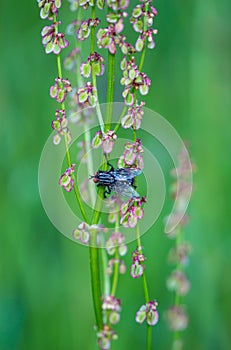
[90, 163, 141, 199]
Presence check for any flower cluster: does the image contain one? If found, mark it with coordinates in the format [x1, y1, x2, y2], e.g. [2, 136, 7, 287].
[166, 270, 190, 296]
[77, 18, 100, 41]
[165, 306, 188, 331]
[92, 130, 117, 154]
[97, 23, 123, 54]
[51, 109, 72, 145]
[50, 77, 72, 103]
[97, 326, 117, 350]
[120, 57, 151, 105]
[97, 14, 135, 55]
[136, 300, 158, 326]
[168, 242, 192, 266]
[106, 258, 126, 276]
[72, 222, 106, 244]
[120, 197, 146, 228]
[37, 0, 62, 20]
[130, 1, 158, 51]
[121, 101, 145, 130]
[78, 0, 94, 9]
[130, 246, 145, 278]
[41, 22, 68, 54]
[106, 232, 127, 256]
[77, 82, 97, 107]
[106, 0, 129, 11]
[102, 295, 121, 324]
[59, 164, 76, 192]
[118, 139, 144, 169]
[80, 52, 105, 78]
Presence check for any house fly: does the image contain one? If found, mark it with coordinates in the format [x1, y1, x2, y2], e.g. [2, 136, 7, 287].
[90, 163, 141, 199]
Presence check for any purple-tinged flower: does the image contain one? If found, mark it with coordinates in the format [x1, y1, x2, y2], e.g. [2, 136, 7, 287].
[80, 52, 105, 78]
[51, 109, 72, 145]
[106, 0, 129, 11]
[168, 243, 192, 266]
[120, 197, 146, 228]
[78, 0, 94, 9]
[130, 246, 145, 278]
[102, 295, 121, 325]
[73, 222, 106, 244]
[121, 101, 145, 130]
[63, 47, 80, 71]
[50, 77, 72, 103]
[165, 306, 188, 331]
[136, 300, 159, 326]
[77, 82, 97, 107]
[120, 57, 151, 105]
[41, 23, 69, 54]
[136, 28, 158, 52]
[97, 21, 124, 54]
[37, 0, 62, 20]
[106, 258, 126, 276]
[130, 2, 158, 33]
[92, 130, 117, 154]
[105, 232, 127, 256]
[102, 295, 121, 312]
[118, 139, 144, 169]
[97, 326, 118, 350]
[77, 18, 100, 41]
[59, 164, 76, 192]
[166, 270, 190, 296]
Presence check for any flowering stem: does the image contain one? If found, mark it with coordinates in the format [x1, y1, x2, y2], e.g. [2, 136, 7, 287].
[136, 225, 152, 350]
[89, 241, 104, 330]
[110, 246, 119, 296]
[110, 213, 120, 296]
[138, 2, 149, 72]
[105, 52, 115, 131]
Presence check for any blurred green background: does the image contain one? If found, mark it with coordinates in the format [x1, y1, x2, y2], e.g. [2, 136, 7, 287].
[1, 0, 231, 349]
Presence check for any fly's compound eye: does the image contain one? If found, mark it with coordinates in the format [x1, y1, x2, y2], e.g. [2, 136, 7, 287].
[93, 177, 98, 183]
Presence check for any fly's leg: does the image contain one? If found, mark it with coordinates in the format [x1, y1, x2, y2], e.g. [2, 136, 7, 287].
[104, 186, 112, 198]
[107, 162, 114, 172]
[130, 178, 137, 189]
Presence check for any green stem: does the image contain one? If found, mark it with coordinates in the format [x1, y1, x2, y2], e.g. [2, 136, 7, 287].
[172, 227, 184, 345]
[110, 213, 120, 296]
[56, 48, 89, 223]
[111, 246, 119, 296]
[146, 325, 152, 350]
[105, 52, 116, 131]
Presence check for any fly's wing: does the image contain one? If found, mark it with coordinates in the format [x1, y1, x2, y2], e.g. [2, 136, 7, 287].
[111, 181, 140, 199]
[114, 168, 142, 181]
